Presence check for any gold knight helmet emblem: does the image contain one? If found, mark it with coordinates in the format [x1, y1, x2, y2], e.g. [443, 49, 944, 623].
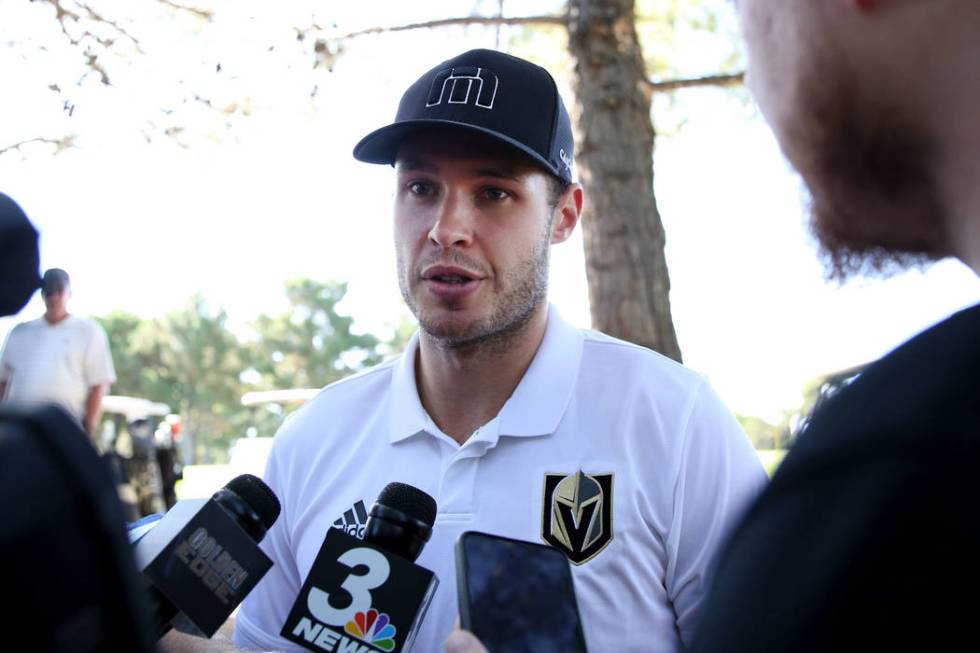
[542, 470, 614, 564]
[551, 471, 604, 552]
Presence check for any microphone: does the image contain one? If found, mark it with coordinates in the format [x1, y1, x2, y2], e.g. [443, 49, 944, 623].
[132, 473, 281, 639]
[281, 482, 440, 653]
[364, 481, 437, 561]
[127, 513, 165, 545]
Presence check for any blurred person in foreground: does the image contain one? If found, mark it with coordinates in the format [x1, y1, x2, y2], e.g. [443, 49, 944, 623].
[162, 48, 766, 652]
[690, 1, 980, 650]
[450, 0, 980, 650]
[0, 267, 116, 441]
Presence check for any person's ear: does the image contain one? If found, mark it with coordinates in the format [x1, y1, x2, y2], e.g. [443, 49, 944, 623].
[551, 184, 583, 245]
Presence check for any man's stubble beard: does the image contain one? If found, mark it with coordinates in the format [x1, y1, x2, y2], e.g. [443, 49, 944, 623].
[789, 54, 947, 282]
[397, 225, 551, 355]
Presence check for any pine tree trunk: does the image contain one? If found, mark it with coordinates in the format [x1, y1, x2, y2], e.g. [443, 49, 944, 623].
[566, 0, 682, 362]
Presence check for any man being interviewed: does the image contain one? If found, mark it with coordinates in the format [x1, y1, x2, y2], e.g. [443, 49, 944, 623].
[220, 49, 766, 653]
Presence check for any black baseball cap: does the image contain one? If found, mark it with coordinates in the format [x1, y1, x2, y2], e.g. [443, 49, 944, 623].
[41, 268, 70, 295]
[353, 49, 575, 183]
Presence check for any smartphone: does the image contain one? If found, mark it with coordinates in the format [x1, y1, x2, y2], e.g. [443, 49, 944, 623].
[455, 530, 588, 653]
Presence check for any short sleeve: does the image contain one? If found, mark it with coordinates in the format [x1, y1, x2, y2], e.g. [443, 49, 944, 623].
[665, 380, 768, 646]
[0, 327, 17, 383]
[85, 322, 117, 386]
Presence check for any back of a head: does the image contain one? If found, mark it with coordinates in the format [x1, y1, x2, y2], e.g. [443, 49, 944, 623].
[0, 405, 157, 652]
[0, 193, 41, 317]
[735, 0, 980, 279]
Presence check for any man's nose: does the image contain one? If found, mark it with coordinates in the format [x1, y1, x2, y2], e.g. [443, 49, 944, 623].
[428, 192, 474, 248]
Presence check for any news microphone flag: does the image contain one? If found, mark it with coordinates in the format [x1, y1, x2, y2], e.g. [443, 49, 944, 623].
[132, 474, 279, 638]
[282, 483, 439, 653]
[282, 528, 437, 653]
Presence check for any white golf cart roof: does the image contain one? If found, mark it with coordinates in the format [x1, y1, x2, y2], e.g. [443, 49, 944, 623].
[102, 395, 172, 421]
[240, 388, 320, 406]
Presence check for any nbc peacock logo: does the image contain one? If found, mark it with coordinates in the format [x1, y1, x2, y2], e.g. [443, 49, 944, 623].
[344, 609, 397, 651]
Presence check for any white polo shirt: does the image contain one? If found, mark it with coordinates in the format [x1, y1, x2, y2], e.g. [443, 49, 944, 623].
[0, 315, 116, 422]
[235, 306, 766, 652]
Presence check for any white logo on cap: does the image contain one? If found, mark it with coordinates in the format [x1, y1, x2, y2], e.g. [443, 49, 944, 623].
[559, 148, 573, 174]
[426, 67, 498, 110]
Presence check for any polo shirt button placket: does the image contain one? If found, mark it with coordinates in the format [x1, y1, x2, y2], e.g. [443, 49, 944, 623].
[437, 429, 491, 521]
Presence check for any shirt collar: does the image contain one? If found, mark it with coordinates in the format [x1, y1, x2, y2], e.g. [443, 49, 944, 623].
[387, 305, 584, 444]
[388, 330, 430, 443]
[497, 305, 583, 437]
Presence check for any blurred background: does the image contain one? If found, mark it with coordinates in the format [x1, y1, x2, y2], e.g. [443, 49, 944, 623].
[2, 0, 978, 509]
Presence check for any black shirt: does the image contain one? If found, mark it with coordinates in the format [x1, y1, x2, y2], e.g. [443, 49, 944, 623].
[691, 303, 980, 652]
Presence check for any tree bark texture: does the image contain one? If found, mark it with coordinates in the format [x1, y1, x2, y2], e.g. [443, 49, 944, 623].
[567, 0, 682, 362]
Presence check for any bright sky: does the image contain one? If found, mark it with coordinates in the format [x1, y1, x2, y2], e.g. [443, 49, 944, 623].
[2, 1, 978, 423]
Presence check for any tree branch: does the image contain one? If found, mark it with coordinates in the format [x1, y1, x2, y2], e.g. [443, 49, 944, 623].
[0, 136, 76, 157]
[335, 14, 567, 41]
[75, 0, 144, 52]
[38, 0, 146, 84]
[156, 0, 214, 21]
[43, 0, 143, 52]
[644, 72, 744, 94]
[328, 14, 742, 98]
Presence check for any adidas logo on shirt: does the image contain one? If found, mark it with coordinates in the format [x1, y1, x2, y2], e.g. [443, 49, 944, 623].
[333, 499, 368, 539]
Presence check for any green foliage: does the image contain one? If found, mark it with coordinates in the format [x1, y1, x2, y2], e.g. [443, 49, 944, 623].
[155, 296, 245, 462]
[98, 311, 163, 401]
[637, 0, 743, 79]
[756, 448, 788, 477]
[737, 413, 790, 451]
[96, 278, 396, 464]
[789, 363, 868, 440]
[99, 299, 245, 462]
[506, 22, 571, 84]
[246, 278, 382, 390]
[375, 311, 419, 361]
[97, 311, 182, 410]
[504, 1, 748, 138]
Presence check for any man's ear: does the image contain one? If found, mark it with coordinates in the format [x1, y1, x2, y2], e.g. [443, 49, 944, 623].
[551, 184, 583, 244]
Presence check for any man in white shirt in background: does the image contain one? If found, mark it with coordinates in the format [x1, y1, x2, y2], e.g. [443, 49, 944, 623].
[0, 267, 116, 440]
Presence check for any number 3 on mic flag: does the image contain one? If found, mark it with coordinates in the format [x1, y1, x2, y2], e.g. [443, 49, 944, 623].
[282, 528, 438, 653]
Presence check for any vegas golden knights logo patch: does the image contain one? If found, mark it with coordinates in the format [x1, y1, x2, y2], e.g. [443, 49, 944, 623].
[542, 471, 614, 565]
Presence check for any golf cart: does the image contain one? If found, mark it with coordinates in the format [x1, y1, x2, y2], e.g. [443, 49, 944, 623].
[99, 395, 183, 520]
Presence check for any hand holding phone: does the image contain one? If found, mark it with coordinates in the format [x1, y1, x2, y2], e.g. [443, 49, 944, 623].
[455, 531, 588, 653]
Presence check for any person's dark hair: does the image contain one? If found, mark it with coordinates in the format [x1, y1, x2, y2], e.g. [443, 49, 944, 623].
[41, 268, 70, 296]
[546, 174, 572, 212]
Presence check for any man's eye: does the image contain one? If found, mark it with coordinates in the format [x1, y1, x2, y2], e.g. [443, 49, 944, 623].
[408, 181, 433, 196]
[483, 188, 509, 201]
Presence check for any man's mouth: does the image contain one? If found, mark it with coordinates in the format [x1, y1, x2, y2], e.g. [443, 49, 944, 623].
[431, 274, 470, 284]
[420, 265, 485, 299]
[422, 266, 481, 285]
